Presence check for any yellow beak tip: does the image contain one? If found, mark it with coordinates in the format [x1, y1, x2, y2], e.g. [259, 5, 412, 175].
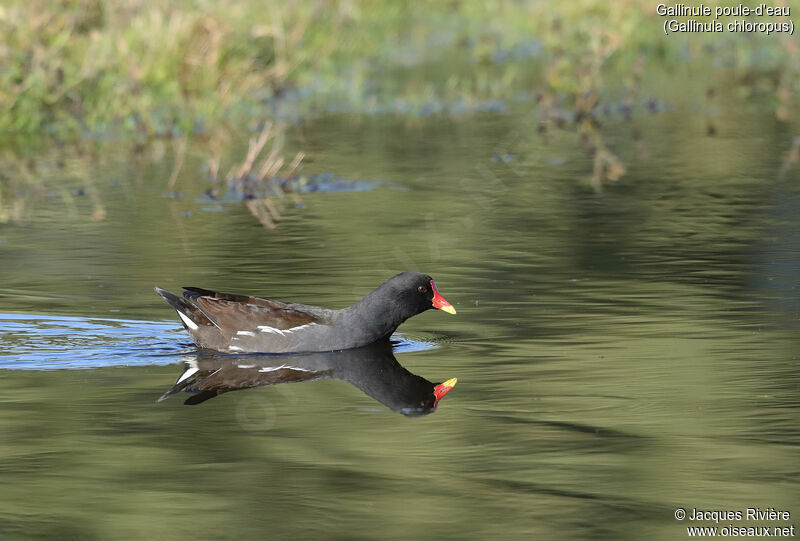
[442, 377, 458, 388]
[439, 305, 457, 315]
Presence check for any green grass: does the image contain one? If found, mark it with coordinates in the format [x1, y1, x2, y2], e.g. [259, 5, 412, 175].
[1, 0, 796, 139]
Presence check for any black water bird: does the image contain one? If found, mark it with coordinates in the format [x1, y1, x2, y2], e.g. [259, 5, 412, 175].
[155, 272, 456, 353]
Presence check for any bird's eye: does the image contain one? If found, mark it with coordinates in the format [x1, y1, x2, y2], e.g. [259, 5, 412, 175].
[418, 285, 427, 293]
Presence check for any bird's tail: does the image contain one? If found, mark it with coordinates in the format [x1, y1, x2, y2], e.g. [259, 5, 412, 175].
[154, 286, 216, 331]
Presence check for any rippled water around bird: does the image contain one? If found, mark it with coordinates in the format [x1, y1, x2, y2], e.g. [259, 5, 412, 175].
[1, 101, 799, 539]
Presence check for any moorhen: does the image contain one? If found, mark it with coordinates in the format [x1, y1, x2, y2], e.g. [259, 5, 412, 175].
[155, 271, 456, 353]
[157, 341, 457, 416]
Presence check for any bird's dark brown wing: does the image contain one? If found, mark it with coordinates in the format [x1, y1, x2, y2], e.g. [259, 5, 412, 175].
[182, 287, 328, 332]
[183, 287, 295, 310]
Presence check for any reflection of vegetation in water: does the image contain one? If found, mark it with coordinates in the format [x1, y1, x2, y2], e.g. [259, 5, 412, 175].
[197, 122, 393, 228]
[208, 122, 305, 229]
[0, 147, 106, 224]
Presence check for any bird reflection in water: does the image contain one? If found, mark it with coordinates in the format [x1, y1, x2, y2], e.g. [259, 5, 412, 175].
[157, 341, 457, 416]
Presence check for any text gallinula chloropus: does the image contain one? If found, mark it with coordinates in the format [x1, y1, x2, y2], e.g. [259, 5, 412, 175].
[155, 271, 456, 353]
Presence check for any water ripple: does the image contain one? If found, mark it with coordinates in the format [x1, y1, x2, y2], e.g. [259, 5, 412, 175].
[0, 313, 189, 370]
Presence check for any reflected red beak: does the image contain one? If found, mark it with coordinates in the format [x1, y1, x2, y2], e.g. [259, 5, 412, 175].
[431, 280, 456, 314]
[433, 377, 457, 407]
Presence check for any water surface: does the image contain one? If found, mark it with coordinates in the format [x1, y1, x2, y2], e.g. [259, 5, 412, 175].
[0, 95, 798, 539]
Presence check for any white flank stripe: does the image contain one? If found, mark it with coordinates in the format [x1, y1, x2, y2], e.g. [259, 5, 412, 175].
[285, 323, 318, 333]
[258, 364, 312, 373]
[258, 326, 286, 335]
[236, 330, 256, 336]
[177, 310, 199, 330]
[257, 322, 318, 335]
[229, 346, 244, 352]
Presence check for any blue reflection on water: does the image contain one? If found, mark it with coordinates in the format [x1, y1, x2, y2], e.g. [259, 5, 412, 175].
[0, 313, 437, 370]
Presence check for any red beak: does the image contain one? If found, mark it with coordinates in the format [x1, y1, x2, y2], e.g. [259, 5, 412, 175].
[432, 377, 457, 407]
[431, 280, 456, 314]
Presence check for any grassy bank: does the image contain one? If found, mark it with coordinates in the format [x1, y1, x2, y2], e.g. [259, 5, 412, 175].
[2, 0, 796, 139]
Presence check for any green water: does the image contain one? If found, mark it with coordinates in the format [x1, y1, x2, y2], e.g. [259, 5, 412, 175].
[1, 96, 799, 539]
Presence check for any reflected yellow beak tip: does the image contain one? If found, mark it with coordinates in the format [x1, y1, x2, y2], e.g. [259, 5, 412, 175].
[442, 377, 458, 388]
[439, 305, 457, 315]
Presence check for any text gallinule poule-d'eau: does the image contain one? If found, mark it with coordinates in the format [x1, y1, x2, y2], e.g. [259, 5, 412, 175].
[155, 272, 456, 353]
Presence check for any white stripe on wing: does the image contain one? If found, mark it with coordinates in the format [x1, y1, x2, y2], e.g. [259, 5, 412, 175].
[257, 322, 318, 335]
